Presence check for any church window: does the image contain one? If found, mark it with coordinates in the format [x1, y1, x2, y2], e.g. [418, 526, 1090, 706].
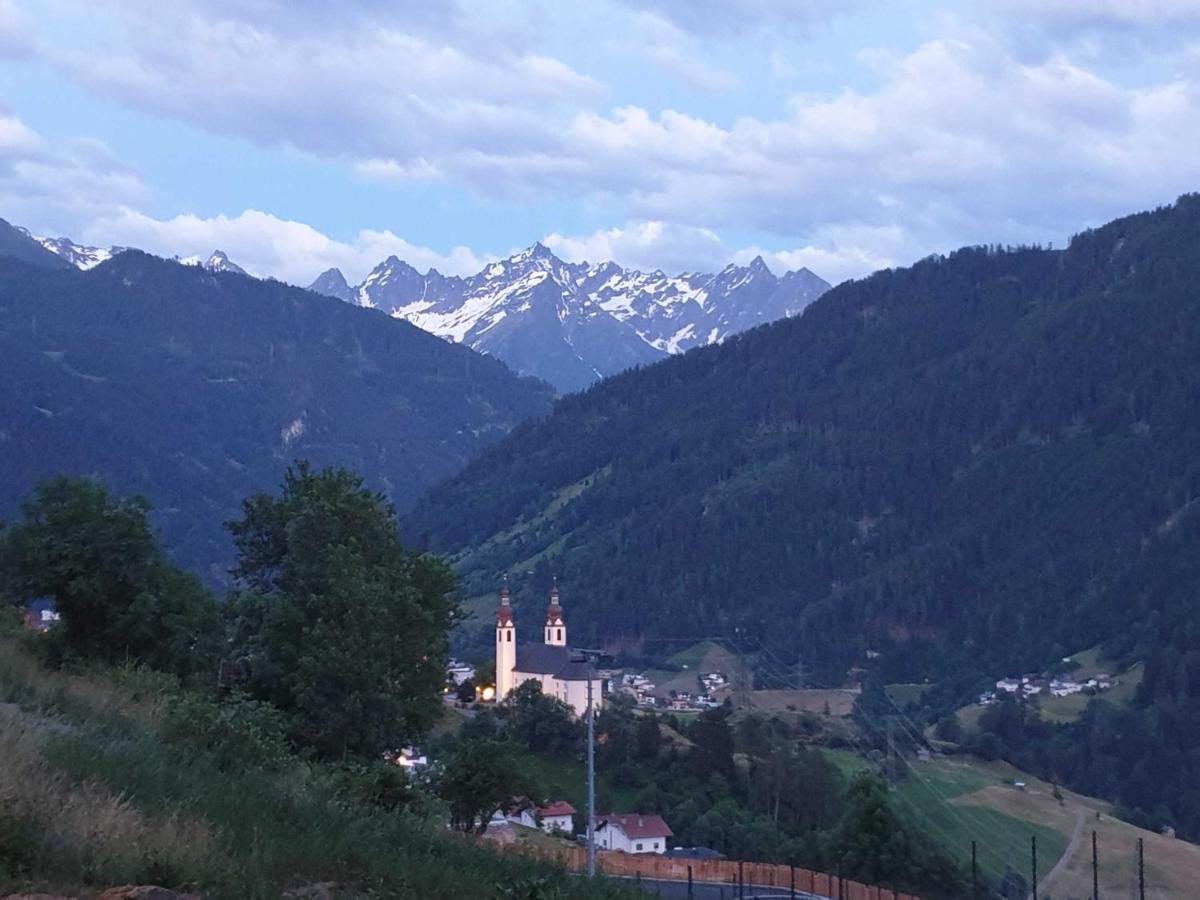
[507, 631, 512, 642]
[556, 628, 562, 640]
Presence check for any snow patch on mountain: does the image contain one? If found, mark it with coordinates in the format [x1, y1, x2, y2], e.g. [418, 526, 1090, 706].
[309, 243, 830, 392]
[35, 235, 126, 270]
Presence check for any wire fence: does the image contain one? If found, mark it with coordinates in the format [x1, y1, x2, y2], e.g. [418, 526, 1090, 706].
[501, 843, 924, 900]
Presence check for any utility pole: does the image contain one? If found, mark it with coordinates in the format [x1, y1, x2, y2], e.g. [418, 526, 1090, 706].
[971, 840, 978, 900]
[886, 716, 897, 789]
[586, 671, 596, 877]
[1137, 837, 1145, 900]
[1031, 835, 1038, 900]
[1092, 830, 1099, 900]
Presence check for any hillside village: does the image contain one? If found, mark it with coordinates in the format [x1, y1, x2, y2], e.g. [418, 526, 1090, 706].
[977, 660, 1119, 706]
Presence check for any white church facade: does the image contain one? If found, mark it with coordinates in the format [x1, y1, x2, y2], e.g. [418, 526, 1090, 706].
[495, 580, 603, 718]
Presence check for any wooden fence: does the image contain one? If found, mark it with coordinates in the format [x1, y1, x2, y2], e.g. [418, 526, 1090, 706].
[503, 843, 923, 900]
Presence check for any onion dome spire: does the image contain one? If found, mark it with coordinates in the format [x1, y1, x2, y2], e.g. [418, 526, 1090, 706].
[545, 574, 562, 623]
[496, 575, 513, 626]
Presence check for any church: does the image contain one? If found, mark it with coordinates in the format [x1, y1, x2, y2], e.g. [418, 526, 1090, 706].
[495, 579, 603, 718]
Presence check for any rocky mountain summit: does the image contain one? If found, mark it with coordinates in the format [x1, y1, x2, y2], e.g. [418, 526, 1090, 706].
[309, 243, 829, 392]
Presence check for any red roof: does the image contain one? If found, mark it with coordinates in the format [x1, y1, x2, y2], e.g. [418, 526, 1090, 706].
[601, 813, 673, 839]
[537, 800, 576, 817]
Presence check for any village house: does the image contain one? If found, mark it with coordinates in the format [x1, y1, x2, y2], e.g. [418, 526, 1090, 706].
[495, 579, 603, 718]
[504, 800, 576, 835]
[446, 658, 475, 686]
[395, 746, 427, 768]
[23, 598, 59, 632]
[1049, 679, 1084, 697]
[596, 813, 673, 854]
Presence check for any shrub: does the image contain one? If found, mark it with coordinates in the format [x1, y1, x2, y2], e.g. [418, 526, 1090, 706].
[0, 813, 37, 878]
[160, 693, 291, 771]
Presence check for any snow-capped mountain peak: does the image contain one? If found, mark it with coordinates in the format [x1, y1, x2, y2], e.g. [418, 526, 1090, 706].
[204, 250, 248, 275]
[177, 250, 250, 276]
[34, 235, 126, 270]
[309, 245, 830, 392]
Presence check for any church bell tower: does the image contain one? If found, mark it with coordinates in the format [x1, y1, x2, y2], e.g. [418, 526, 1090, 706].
[544, 578, 566, 647]
[495, 578, 516, 700]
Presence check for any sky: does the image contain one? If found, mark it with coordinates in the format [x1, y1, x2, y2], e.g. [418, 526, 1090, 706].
[1, 0, 1199, 286]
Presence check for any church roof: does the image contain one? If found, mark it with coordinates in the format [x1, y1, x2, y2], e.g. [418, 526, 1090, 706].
[515, 643, 596, 681]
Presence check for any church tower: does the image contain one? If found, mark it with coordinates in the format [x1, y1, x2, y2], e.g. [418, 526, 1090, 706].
[495, 578, 516, 701]
[544, 578, 566, 647]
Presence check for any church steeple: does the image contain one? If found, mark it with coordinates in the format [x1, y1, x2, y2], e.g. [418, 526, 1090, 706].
[544, 576, 566, 646]
[495, 576, 516, 700]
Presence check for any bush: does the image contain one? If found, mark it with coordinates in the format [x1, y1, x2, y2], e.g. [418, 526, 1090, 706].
[0, 813, 37, 878]
[0, 604, 22, 636]
[327, 760, 443, 819]
[160, 693, 291, 771]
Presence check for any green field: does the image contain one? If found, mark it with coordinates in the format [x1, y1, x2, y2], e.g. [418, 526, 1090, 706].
[510, 746, 643, 818]
[1038, 661, 1144, 723]
[885, 682, 935, 709]
[823, 749, 1067, 889]
[665, 639, 732, 670]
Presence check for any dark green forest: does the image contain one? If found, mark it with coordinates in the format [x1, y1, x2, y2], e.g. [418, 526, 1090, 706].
[407, 195, 1200, 836]
[0, 246, 553, 581]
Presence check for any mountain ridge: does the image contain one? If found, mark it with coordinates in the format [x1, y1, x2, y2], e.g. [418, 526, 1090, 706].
[0, 249, 554, 580]
[405, 193, 1200, 692]
[309, 243, 830, 391]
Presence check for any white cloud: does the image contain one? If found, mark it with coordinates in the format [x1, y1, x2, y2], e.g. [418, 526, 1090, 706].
[621, 10, 741, 92]
[543, 33, 1200, 250]
[733, 223, 920, 285]
[45, 4, 597, 164]
[8, 2, 1200, 286]
[615, 0, 862, 36]
[0, 0, 31, 55]
[543, 219, 910, 284]
[86, 207, 492, 284]
[544, 220, 728, 272]
[993, 0, 1200, 28]
[0, 110, 146, 234]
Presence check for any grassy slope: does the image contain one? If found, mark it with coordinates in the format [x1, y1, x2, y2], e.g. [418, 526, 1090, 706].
[1038, 662, 1144, 724]
[0, 634, 636, 900]
[823, 749, 1200, 898]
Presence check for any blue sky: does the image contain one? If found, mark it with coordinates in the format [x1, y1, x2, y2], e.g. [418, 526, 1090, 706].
[2, 0, 1199, 285]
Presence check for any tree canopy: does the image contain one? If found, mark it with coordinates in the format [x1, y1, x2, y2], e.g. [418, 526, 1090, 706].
[0, 475, 218, 674]
[226, 463, 457, 758]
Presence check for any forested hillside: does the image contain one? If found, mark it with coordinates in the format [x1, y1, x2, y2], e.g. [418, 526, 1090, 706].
[0, 251, 554, 579]
[409, 193, 1200, 692]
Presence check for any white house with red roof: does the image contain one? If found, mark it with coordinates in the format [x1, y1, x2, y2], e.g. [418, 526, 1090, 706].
[595, 813, 673, 854]
[503, 799, 577, 835]
[536, 800, 577, 834]
[495, 578, 603, 718]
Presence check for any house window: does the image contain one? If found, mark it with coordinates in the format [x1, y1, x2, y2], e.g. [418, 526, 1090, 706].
[635, 843, 643, 852]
